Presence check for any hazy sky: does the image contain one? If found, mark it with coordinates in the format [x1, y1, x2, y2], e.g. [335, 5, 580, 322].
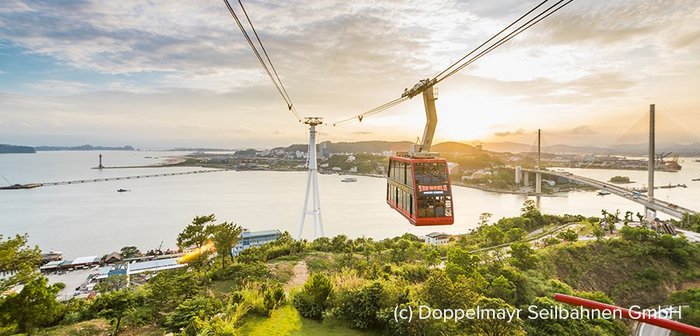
[1, 0, 699, 149]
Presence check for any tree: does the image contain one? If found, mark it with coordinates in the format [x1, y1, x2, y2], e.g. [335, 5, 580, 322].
[178, 214, 216, 250]
[505, 227, 526, 242]
[0, 234, 41, 293]
[509, 242, 537, 270]
[331, 235, 349, 252]
[445, 248, 487, 290]
[478, 213, 493, 227]
[462, 297, 526, 336]
[335, 282, 384, 329]
[636, 212, 645, 225]
[292, 273, 333, 319]
[0, 276, 64, 334]
[91, 289, 141, 335]
[556, 229, 578, 242]
[624, 211, 633, 226]
[210, 222, 243, 268]
[592, 224, 605, 241]
[164, 295, 223, 332]
[488, 276, 516, 303]
[521, 200, 545, 229]
[422, 270, 478, 309]
[119, 246, 141, 259]
[481, 225, 505, 247]
[96, 275, 128, 293]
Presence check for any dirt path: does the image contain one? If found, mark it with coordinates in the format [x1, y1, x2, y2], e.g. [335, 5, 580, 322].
[284, 260, 309, 292]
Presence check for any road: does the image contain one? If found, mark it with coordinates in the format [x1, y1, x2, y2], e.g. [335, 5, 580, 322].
[522, 169, 697, 219]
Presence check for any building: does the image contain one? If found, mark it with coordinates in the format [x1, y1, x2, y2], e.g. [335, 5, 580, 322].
[423, 232, 450, 246]
[232, 229, 282, 256]
[40, 255, 101, 272]
[127, 258, 185, 275]
[101, 252, 123, 264]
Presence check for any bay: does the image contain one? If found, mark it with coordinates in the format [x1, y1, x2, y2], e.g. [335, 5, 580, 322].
[1, 151, 697, 258]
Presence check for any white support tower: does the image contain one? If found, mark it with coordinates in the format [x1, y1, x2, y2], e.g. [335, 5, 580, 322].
[298, 117, 324, 240]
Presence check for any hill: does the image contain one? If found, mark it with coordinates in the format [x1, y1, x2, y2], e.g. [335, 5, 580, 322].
[35, 144, 135, 151]
[277, 141, 482, 155]
[0, 144, 35, 154]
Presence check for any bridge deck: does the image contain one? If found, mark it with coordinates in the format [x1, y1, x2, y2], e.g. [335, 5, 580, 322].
[522, 169, 697, 218]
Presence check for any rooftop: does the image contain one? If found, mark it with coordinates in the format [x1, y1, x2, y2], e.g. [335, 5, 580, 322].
[242, 229, 282, 238]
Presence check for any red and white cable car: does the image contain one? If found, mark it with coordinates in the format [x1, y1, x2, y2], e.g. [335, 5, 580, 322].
[386, 79, 454, 226]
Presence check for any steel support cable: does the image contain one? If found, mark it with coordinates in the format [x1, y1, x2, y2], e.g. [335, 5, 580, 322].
[332, 0, 571, 126]
[236, 0, 300, 121]
[222, 0, 302, 122]
[433, 0, 551, 81]
[436, 0, 572, 84]
[332, 97, 408, 126]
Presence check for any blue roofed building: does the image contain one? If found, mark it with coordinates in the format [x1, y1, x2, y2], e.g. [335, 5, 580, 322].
[232, 229, 282, 256]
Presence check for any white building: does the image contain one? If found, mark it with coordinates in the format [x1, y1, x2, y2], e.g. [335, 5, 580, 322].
[231, 229, 282, 256]
[423, 232, 450, 246]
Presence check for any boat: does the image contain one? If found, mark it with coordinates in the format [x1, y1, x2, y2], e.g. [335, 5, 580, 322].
[117, 188, 130, 192]
[341, 177, 358, 183]
[597, 191, 611, 196]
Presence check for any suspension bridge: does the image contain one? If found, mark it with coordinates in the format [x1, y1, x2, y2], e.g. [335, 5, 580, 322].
[515, 105, 699, 219]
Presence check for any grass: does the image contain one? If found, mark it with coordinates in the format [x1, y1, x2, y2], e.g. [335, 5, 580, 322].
[241, 305, 381, 336]
[211, 279, 237, 297]
[268, 260, 296, 284]
[37, 319, 164, 336]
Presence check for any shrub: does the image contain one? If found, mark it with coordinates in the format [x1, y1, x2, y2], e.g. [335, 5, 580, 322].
[292, 273, 332, 319]
[334, 282, 384, 329]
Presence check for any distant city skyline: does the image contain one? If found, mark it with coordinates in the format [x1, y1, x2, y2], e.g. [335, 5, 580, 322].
[1, 0, 699, 149]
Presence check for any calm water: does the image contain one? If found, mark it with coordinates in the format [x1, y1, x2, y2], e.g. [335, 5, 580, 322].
[1, 151, 698, 258]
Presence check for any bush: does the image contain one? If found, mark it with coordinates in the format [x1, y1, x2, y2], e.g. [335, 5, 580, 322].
[164, 295, 222, 332]
[292, 273, 332, 319]
[334, 282, 384, 329]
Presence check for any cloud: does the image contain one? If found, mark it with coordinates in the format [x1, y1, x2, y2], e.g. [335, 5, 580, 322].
[0, 0, 699, 148]
[571, 125, 597, 135]
[541, 0, 695, 46]
[494, 128, 525, 137]
[26, 79, 90, 95]
[672, 30, 700, 49]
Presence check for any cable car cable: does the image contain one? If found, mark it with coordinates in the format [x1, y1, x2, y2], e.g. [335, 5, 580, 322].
[436, 0, 572, 84]
[235, 0, 299, 120]
[433, 0, 551, 81]
[222, 0, 302, 122]
[331, 0, 573, 126]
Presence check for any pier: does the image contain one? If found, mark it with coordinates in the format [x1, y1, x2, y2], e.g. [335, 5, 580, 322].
[0, 169, 227, 190]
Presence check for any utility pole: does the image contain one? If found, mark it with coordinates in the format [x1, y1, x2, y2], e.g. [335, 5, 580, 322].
[298, 117, 324, 240]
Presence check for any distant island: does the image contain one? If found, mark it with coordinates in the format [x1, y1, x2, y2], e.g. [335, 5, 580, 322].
[169, 147, 236, 152]
[34, 145, 135, 151]
[0, 144, 36, 154]
[609, 175, 633, 184]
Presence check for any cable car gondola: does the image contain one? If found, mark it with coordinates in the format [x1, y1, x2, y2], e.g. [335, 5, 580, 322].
[387, 155, 453, 225]
[385, 80, 454, 226]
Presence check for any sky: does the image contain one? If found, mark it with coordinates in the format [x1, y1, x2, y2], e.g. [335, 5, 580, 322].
[0, 0, 699, 149]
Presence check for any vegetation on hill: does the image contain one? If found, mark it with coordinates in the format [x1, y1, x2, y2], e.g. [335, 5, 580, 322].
[1, 203, 699, 335]
[608, 176, 632, 183]
[0, 144, 35, 154]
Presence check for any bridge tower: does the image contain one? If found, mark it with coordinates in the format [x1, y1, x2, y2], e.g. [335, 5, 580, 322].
[646, 104, 655, 214]
[298, 117, 324, 240]
[536, 129, 542, 194]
